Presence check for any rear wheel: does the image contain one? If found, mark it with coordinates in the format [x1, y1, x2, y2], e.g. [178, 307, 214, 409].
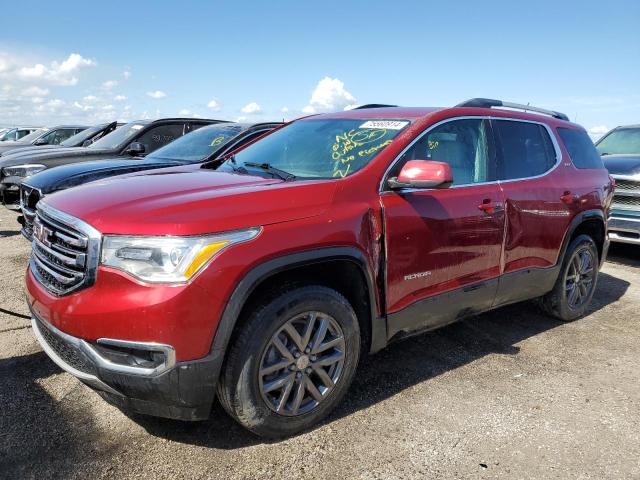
[540, 234, 599, 321]
[217, 285, 360, 438]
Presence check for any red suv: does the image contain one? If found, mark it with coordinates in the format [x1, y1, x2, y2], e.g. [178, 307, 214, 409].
[26, 99, 613, 437]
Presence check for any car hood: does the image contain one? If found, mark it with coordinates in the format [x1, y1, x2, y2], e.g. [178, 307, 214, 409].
[45, 169, 337, 235]
[0, 141, 32, 154]
[24, 157, 178, 194]
[602, 154, 640, 177]
[0, 144, 62, 159]
[0, 147, 115, 168]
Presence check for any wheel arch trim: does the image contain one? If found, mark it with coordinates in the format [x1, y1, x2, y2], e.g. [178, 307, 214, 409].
[210, 247, 386, 361]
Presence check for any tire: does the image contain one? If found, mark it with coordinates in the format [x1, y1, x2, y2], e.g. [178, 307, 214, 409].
[217, 285, 361, 438]
[540, 234, 599, 322]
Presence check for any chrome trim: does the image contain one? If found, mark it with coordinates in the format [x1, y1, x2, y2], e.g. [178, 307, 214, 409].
[31, 316, 121, 396]
[379, 115, 564, 193]
[610, 173, 640, 182]
[86, 338, 176, 376]
[31, 202, 101, 296]
[32, 312, 176, 379]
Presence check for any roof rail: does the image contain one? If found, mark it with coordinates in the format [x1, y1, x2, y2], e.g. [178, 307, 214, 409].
[353, 104, 398, 110]
[455, 98, 569, 122]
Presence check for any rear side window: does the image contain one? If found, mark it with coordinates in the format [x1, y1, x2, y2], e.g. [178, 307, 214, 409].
[558, 128, 604, 169]
[494, 120, 557, 180]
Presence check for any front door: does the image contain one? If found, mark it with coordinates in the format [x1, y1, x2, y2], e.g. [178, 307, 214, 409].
[380, 118, 505, 338]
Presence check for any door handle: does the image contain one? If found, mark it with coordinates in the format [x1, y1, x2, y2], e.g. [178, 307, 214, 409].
[560, 191, 579, 205]
[478, 199, 503, 215]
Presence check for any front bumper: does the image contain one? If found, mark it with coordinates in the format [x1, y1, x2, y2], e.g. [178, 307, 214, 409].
[31, 311, 223, 421]
[608, 214, 640, 245]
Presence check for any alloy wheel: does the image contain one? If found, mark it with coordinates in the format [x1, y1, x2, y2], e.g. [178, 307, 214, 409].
[258, 311, 345, 416]
[565, 246, 596, 310]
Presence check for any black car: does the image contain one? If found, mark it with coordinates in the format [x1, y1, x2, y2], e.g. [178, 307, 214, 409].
[0, 121, 121, 161]
[596, 125, 640, 245]
[19, 122, 281, 239]
[0, 125, 89, 156]
[0, 117, 221, 209]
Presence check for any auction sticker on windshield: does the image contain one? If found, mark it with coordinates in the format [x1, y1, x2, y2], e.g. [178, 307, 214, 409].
[359, 120, 409, 130]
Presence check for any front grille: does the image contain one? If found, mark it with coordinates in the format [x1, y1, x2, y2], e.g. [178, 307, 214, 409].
[29, 203, 100, 296]
[612, 177, 640, 211]
[20, 184, 41, 240]
[35, 316, 96, 375]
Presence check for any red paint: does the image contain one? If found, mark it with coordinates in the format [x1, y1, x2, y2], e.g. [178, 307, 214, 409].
[27, 106, 612, 362]
[397, 160, 452, 184]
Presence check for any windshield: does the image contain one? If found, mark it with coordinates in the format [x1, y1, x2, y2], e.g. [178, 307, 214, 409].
[0, 129, 15, 141]
[89, 122, 148, 150]
[61, 123, 110, 147]
[149, 123, 244, 162]
[596, 127, 640, 155]
[220, 119, 409, 179]
[17, 128, 47, 143]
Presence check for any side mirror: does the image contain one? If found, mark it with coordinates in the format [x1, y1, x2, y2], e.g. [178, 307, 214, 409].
[388, 160, 453, 190]
[33, 138, 48, 146]
[125, 142, 146, 156]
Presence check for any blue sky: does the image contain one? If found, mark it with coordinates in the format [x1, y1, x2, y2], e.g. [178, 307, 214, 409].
[1, 0, 638, 138]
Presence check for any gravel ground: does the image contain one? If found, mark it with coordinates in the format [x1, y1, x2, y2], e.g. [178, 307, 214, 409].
[1, 207, 639, 479]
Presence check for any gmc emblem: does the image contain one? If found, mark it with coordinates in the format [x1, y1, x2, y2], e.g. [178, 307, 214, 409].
[33, 221, 53, 248]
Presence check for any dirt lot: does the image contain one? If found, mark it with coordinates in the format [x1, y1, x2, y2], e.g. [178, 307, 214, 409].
[1, 207, 639, 480]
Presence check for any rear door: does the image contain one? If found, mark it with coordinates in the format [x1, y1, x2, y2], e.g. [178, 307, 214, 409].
[381, 117, 506, 338]
[492, 118, 571, 305]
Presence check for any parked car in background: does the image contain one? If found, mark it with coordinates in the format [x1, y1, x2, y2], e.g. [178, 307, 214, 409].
[0, 121, 121, 160]
[596, 125, 640, 245]
[0, 118, 222, 208]
[0, 126, 43, 142]
[25, 99, 612, 437]
[19, 121, 281, 238]
[0, 125, 88, 157]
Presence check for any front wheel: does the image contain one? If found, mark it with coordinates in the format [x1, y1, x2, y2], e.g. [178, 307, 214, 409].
[540, 234, 599, 321]
[217, 285, 360, 438]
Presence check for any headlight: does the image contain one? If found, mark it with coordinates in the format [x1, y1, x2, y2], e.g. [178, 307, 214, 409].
[101, 228, 261, 283]
[2, 164, 46, 178]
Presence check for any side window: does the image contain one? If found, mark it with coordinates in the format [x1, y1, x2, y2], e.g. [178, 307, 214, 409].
[135, 123, 186, 154]
[39, 129, 76, 145]
[557, 127, 604, 169]
[16, 130, 29, 140]
[395, 119, 494, 186]
[494, 120, 557, 180]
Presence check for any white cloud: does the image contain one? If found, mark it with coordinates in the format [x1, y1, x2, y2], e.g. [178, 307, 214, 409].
[281, 106, 289, 113]
[102, 104, 114, 111]
[123, 69, 131, 80]
[83, 95, 99, 102]
[12, 53, 96, 86]
[241, 102, 261, 114]
[102, 80, 118, 90]
[303, 77, 356, 114]
[147, 90, 166, 99]
[73, 101, 94, 112]
[236, 116, 248, 122]
[21, 86, 49, 97]
[31, 97, 45, 104]
[588, 125, 609, 136]
[178, 108, 191, 115]
[114, 94, 127, 101]
[207, 99, 221, 111]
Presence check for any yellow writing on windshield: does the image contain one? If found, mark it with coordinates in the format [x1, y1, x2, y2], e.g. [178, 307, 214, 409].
[210, 136, 226, 147]
[332, 128, 388, 177]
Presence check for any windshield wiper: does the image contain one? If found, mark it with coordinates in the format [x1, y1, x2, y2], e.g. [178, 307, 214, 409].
[243, 162, 296, 181]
